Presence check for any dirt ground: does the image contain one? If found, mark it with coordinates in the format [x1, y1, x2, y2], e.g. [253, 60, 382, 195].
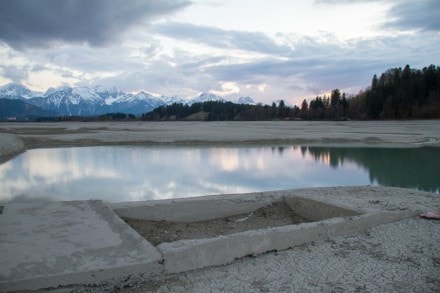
[124, 201, 310, 246]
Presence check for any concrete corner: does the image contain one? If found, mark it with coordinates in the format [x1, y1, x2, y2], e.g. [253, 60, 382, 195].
[0, 200, 162, 291]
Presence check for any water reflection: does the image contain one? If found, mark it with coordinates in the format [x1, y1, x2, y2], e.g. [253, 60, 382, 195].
[0, 145, 438, 203]
[305, 147, 440, 193]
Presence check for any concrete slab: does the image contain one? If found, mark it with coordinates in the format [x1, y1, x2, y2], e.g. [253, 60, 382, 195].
[0, 200, 162, 291]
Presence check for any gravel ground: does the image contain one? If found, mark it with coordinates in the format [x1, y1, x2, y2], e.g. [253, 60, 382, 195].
[133, 217, 439, 292]
[0, 120, 439, 151]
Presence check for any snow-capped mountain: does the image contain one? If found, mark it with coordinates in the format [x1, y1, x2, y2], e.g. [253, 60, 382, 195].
[237, 96, 256, 105]
[0, 84, 167, 116]
[161, 95, 186, 105]
[0, 83, 262, 116]
[188, 92, 224, 105]
[0, 83, 41, 99]
[110, 91, 166, 114]
[30, 86, 108, 116]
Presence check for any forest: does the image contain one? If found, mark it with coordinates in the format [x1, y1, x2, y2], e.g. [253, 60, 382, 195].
[349, 64, 440, 119]
[142, 64, 440, 121]
[142, 100, 294, 121]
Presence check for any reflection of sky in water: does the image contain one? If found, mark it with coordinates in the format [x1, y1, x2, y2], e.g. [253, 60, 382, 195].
[2, 145, 436, 203]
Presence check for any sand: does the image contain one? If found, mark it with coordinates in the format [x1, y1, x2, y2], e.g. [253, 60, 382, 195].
[124, 201, 309, 246]
[0, 120, 439, 292]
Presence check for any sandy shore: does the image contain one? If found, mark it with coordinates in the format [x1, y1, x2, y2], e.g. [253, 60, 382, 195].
[0, 120, 439, 292]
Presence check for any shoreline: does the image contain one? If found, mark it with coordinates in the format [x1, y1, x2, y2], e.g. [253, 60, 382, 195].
[1, 120, 439, 164]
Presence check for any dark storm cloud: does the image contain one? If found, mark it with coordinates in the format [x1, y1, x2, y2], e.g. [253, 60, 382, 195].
[0, 0, 190, 49]
[153, 22, 292, 56]
[385, 0, 440, 32]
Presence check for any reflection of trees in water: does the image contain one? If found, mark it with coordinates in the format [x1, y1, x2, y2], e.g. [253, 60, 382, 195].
[271, 146, 286, 155]
[305, 147, 440, 193]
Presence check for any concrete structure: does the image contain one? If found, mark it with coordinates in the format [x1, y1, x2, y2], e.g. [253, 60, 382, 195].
[0, 200, 162, 291]
[114, 193, 418, 274]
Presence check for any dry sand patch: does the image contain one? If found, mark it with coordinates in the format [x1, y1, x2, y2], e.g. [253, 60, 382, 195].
[124, 201, 310, 246]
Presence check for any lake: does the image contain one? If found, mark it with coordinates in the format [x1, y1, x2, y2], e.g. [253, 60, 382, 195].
[0, 145, 439, 203]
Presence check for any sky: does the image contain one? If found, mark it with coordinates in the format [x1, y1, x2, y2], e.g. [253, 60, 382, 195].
[0, 0, 439, 105]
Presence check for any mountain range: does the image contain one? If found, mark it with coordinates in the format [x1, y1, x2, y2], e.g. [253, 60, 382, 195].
[0, 83, 257, 117]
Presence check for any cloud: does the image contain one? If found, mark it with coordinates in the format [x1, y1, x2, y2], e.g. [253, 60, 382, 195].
[385, 0, 440, 32]
[0, 0, 191, 49]
[153, 22, 292, 56]
[203, 30, 440, 100]
[316, 0, 440, 32]
[315, 0, 384, 3]
[210, 82, 240, 96]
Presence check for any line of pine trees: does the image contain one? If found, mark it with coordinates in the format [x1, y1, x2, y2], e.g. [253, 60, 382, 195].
[298, 88, 349, 120]
[142, 64, 439, 121]
[349, 64, 440, 119]
[141, 100, 294, 121]
[293, 64, 439, 120]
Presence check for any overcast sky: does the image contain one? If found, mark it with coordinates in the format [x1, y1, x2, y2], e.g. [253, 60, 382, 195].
[0, 0, 439, 105]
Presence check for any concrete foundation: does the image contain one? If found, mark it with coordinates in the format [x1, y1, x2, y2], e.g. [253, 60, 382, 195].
[114, 192, 418, 274]
[0, 200, 162, 291]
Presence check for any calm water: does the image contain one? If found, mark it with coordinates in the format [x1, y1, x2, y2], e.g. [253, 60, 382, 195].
[0, 145, 439, 203]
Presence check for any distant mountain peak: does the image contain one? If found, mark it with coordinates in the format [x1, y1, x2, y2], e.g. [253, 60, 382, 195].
[0, 83, 38, 99]
[188, 92, 224, 105]
[161, 95, 186, 105]
[238, 96, 256, 105]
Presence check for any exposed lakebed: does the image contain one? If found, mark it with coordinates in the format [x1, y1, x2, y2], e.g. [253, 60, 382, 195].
[0, 145, 439, 203]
